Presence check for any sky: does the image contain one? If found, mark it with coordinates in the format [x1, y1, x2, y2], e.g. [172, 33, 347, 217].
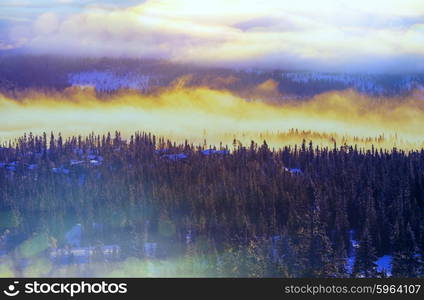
[0, 0, 424, 72]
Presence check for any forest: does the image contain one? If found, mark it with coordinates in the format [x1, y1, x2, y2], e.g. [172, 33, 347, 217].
[0, 131, 423, 277]
[1, 55, 423, 98]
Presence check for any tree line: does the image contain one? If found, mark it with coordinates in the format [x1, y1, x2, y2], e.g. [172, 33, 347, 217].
[0, 132, 423, 277]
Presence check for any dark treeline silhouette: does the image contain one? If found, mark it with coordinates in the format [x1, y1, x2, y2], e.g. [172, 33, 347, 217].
[0, 132, 423, 277]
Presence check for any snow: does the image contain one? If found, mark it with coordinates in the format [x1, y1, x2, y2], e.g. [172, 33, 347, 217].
[6, 165, 16, 172]
[346, 256, 355, 275]
[68, 71, 151, 93]
[346, 229, 393, 276]
[202, 149, 229, 155]
[0, 162, 18, 172]
[162, 153, 188, 161]
[70, 160, 84, 166]
[284, 167, 302, 174]
[89, 160, 102, 166]
[50, 245, 120, 265]
[155, 149, 169, 154]
[27, 164, 37, 170]
[71, 155, 103, 166]
[376, 255, 393, 276]
[346, 229, 358, 274]
[282, 72, 424, 95]
[1, 156, 102, 174]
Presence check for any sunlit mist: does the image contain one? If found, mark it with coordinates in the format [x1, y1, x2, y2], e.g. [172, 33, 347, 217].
[1, 82, 424, 149]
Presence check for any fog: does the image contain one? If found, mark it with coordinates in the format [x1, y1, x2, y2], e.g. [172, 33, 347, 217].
[1, 82, 424, 149]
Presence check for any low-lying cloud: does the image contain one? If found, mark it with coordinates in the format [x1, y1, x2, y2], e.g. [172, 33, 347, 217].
[1, 82, 424, 150]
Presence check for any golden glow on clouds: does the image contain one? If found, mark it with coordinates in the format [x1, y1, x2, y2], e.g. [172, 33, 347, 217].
[1, 83, 424, 149]
[16, 0, 424, 71]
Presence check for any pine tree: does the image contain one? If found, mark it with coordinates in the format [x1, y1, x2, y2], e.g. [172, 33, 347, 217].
[353, 227, 378, 277]
[392, 223, 420, 277]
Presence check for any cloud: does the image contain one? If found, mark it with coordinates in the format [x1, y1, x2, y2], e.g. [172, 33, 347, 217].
[6, 0, 424, 72]
[33, 12, 60, 35]
[1, 84, 424, 149]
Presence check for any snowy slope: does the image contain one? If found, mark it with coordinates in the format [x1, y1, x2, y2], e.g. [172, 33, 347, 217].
[68, 71, 151, 92]
[282, 72, 424, 96]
